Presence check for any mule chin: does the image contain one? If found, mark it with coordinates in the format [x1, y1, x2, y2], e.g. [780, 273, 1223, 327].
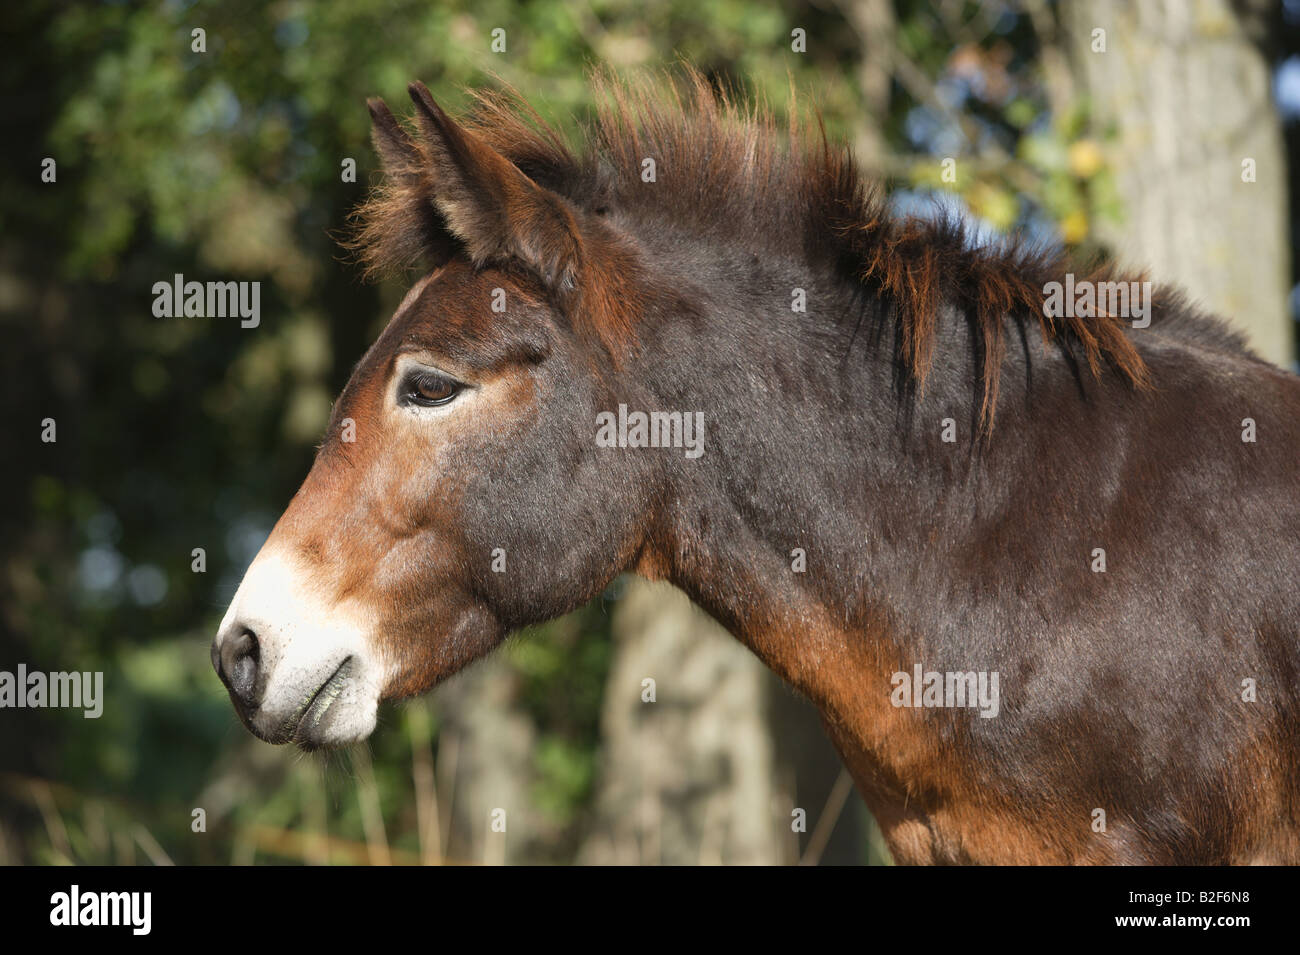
[262, 658, 381, 749]
[220, 651, 383, 749]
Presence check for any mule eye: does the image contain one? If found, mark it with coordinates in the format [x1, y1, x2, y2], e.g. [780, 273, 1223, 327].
[401, 370, 462, 407]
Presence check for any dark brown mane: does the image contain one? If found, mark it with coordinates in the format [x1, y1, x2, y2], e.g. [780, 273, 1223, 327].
[348, 68, 1166, 425]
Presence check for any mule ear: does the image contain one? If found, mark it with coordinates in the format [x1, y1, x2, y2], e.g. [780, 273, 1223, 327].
[349, 97, 456, 277]
[367, 97, 420, 169]
[407, 81, 581, 292]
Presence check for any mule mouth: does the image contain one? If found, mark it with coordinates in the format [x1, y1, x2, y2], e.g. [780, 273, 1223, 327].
[275, 656, 355, 748]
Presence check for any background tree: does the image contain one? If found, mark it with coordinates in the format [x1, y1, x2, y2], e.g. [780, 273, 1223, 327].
[1064, 0, 1293, 364]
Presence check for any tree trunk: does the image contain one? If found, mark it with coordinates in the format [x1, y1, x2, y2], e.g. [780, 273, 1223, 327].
[577, 580, 787, 864]
[434, 658, 538, 865]
[1064, 0, 1292, 365]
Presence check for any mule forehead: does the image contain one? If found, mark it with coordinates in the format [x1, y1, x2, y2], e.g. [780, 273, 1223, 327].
[380, 260, 554, 372]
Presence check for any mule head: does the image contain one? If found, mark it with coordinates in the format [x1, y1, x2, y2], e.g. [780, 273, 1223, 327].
[212, 83, 658, 747]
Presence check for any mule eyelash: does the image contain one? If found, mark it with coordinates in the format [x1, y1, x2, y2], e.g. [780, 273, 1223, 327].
[400, 370, 463, 408]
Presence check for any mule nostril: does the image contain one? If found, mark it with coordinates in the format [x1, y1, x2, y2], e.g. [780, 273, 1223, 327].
[219, 628, 261, 711]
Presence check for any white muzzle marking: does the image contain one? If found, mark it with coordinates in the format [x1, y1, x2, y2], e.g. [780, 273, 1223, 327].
[214, 548, 384, 746]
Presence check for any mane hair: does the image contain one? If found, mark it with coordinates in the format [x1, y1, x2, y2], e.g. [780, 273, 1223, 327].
[348, 67, 1210, 426]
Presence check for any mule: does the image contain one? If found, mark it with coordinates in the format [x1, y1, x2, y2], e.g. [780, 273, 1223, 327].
[212, 71, 1300, 864]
